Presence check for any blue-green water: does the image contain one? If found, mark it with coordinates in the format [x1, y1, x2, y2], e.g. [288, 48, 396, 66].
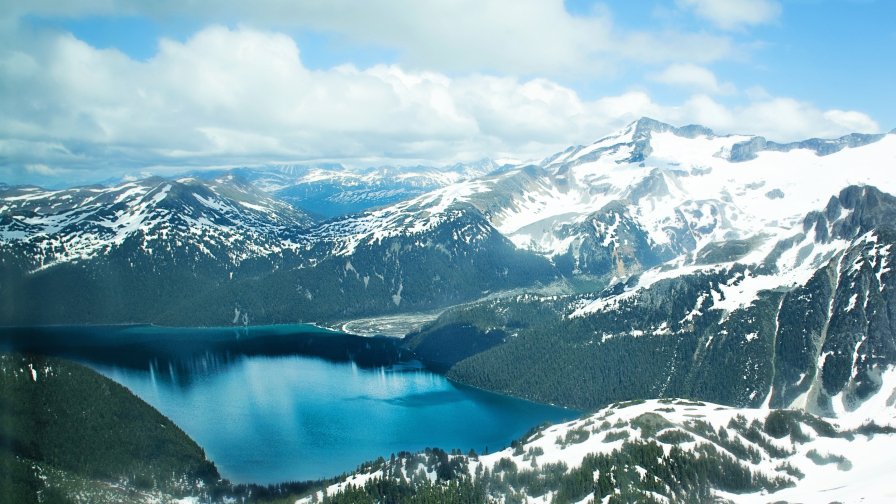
[0, 324, 574, 484]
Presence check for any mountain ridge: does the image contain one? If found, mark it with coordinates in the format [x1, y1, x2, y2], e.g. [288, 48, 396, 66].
[2, 118, 895, 329]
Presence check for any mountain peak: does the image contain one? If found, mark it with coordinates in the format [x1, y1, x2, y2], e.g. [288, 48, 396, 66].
[802, 184, 896, 243]
[542, 118, 719, 167]
[625, 117, 715, 140]
[618, 118, 715, 163]
[629, 116, 668, 133]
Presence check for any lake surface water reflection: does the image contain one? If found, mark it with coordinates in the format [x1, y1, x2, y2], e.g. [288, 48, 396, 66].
[0, 325, 574, 483]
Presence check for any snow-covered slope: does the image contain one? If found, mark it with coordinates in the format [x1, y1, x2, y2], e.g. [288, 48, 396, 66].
[367, 118, 895, 279]
[0, 175, 312, 272]
[300, 396, 896, 503]
[305, 180, 494, 257]
[515, 118, 895, 257]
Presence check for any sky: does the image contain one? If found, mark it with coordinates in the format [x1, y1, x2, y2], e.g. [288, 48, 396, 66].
[1, 0, 894, 187]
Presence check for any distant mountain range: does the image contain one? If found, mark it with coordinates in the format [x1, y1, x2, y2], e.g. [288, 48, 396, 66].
[185, 158, 508, 218]
[2, 118, 894, 327]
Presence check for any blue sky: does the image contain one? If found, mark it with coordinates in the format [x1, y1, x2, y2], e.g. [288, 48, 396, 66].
[2, 0, 894, 186]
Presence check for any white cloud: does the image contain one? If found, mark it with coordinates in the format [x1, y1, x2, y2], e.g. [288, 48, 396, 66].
[823, 109, 881, 134]
[651, 63, 736, 94]
[670, 95, 880, 142]
[555, 91, 879, 144]
[1, 0, 737, 76]
[24, 163, 65, 176]
[0, 24, 882, 185]
[0, 25, 600, 178]
[676, 0, 781, 30]
[744, 85, 772, 101]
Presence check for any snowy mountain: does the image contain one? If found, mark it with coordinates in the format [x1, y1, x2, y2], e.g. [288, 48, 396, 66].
[406, 120, 896, 427]
[0, 176, 318, 324]
[409, 185, 896, 418]
[0, 164, 550, 325]
[387, 119, 896, 431]
[3, 118, 895, 332]
[301, 397, 896, 503]
[377, 117, 895, 281]
[0, 175, 312, 272]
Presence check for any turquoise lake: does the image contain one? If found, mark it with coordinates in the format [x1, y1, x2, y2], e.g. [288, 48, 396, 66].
[0, 324, 575, 484]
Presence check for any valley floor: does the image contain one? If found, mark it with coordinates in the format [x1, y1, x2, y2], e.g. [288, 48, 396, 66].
[338, 310, 445, 337]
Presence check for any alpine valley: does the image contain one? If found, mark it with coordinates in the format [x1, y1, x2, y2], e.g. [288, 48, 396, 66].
[4, 118, 896, 503]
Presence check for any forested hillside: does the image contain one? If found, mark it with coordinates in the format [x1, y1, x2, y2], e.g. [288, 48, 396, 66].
[0, 353, 220, 502]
